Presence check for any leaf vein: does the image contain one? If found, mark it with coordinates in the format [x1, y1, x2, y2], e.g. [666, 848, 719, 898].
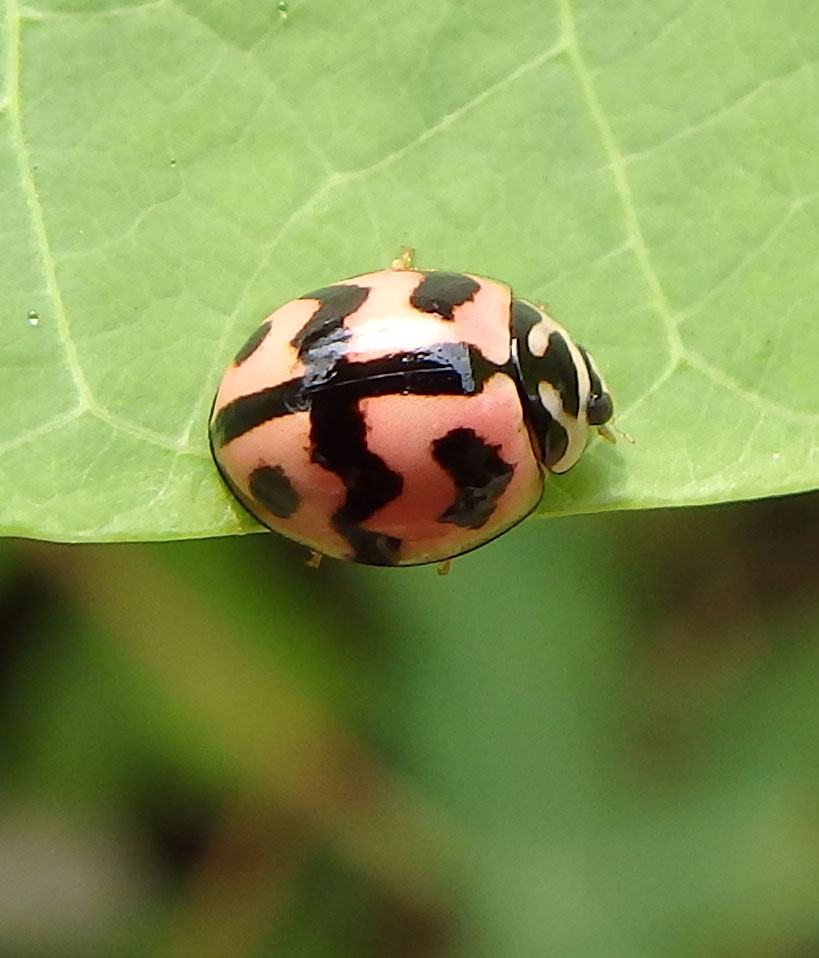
[621, 58, 817, 167]
[166, 0, 336, 175]
[343, 40, 568, 180]
[0, 408, 83, 456]
[19, 0, 167, 21]
[682, 351, 819, 425]
[675, 199, 802, 324]
[559, 0, 683, 364]
[175, 174, 343, 448]
[7, 0, 93, 409]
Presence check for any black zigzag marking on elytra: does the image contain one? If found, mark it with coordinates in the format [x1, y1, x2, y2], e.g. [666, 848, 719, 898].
[310, 392, 403, 566]
[306, 343, 502, 401]
[248, 464, 300, 518]
[210, 344, 506, 449]
[410, 272, 481, 320]
[293, 283, 370, 391]
[291, 284, 369, 355]
[233, 319, 273, 365]
[210, 378, 308, 448]
[232, 284, 368, 370]
[510, 299, 570, 468]
[432, 428, 514, 530]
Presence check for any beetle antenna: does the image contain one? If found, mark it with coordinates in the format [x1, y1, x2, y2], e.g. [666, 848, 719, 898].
[597, 422, 635, 445]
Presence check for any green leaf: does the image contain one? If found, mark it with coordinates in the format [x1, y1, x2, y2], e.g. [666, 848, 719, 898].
[2, 0, 817, 541]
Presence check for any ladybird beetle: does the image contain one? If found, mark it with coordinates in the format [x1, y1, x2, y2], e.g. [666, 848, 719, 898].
[209, 254, 614, 567]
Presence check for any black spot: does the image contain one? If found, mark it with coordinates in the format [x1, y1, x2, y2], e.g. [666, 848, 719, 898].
[291, 284, 369, 356]
[310, 389, 403, 565]
[410, 272, 481, 321]
[432, 428, 514, 530]
[248, 464, 300, 518]
[233, 320, 272, 365]
[210, 378, 308, 448]
[540, 418, 569, 469]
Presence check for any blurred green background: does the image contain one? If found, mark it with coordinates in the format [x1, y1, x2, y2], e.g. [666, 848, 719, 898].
[3, 494, 818, 958]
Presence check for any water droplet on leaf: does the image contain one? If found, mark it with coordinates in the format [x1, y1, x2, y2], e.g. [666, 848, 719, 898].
[27, 309, 39, 326]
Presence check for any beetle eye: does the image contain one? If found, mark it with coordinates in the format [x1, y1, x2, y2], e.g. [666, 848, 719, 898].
[587, 391, 613, 426]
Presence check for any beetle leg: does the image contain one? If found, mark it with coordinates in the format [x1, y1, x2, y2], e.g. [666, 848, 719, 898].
[392, 246, 415, 270]
[305, 550, 324, 569]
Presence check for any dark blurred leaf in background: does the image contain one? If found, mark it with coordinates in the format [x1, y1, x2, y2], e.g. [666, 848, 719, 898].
[2, 492, 819, 957]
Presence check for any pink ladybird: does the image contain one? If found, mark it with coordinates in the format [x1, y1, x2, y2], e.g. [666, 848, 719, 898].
[209, 252, 614, 567]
